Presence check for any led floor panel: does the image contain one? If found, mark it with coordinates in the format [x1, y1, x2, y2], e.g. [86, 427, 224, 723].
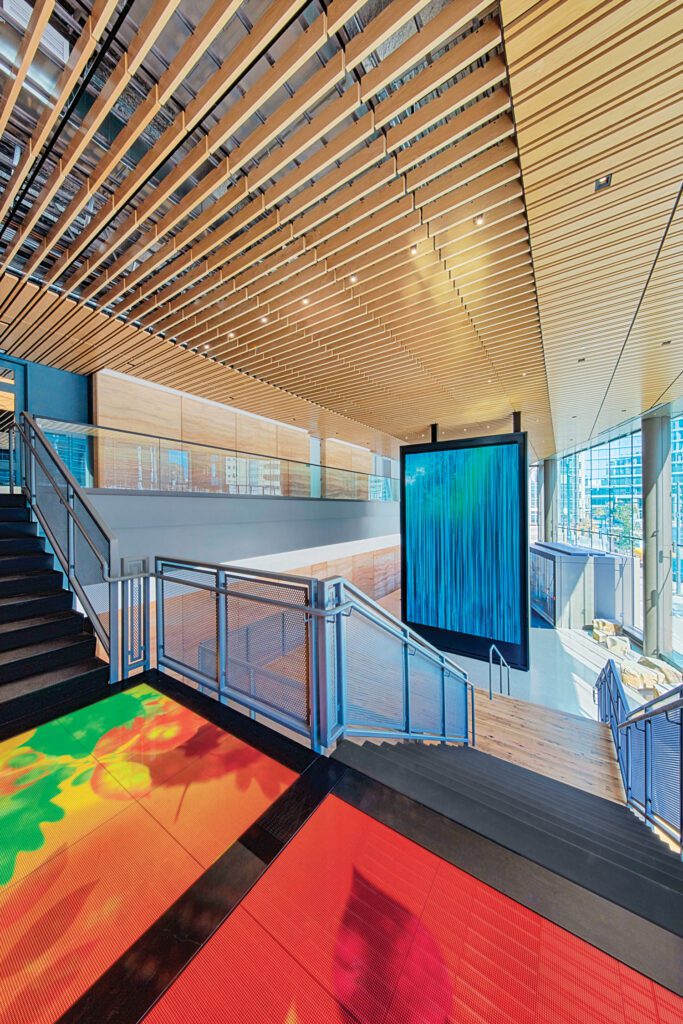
[145, 795, 682, 1024]
[0, 684, 296, 1024]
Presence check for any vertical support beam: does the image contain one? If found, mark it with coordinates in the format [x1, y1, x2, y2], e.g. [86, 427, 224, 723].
[642, 412, 672, 656]
[512, 410, 522, 433]
[430, 423, 438, 443]
[543, 458, 558, 543]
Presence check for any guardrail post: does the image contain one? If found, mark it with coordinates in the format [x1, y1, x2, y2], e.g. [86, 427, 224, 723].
[66, 483, 76, 587]
[217, 569, 227, 705]
[155, 564, 164, 669]
[440, 663, 446, 741]
[108, 580, 120, 684]
[403, 626, 411, 736]
[121, 579, 129, 680]
[644, 718, 653, 822]
[309, 579, 327, 752]
[8, 429, 14, 494]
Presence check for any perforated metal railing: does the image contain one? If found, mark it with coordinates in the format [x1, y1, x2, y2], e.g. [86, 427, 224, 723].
[595, 660, 682, 854]
[16, 417, 472, 751]
[155, 559, 474, 750]
[12, 413, 150, 681]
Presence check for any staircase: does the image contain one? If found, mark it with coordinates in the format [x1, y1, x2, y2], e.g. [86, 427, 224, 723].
[334, 738, 683, 936]
[0, 493, 109, 733]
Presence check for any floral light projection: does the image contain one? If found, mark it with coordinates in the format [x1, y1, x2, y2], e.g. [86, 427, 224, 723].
[0, 684, 296, 1024]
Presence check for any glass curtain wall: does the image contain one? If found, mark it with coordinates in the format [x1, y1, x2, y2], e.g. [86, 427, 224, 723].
[558, 430, 643, 631]
[671, 416, 683, 658]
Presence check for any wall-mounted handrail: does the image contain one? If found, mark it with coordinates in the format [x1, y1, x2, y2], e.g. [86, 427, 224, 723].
[620, 696, 683, 727]
[489, 644, 511, 700]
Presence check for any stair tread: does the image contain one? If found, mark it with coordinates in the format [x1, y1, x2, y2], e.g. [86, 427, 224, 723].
[371, 744, 683, 878]
[0, 591, 69, 607]
[0, 658, 108, 702]
[0, 610, 81, 634]
[382, 743, 641, 828]
[0, 632, 95, 667]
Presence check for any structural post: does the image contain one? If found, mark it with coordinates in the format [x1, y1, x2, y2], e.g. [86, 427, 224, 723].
[513, 410, 522, 433]
[642, 413, 672, 656]
[430, 422, 438, 443]
[543, 458, 558, 543]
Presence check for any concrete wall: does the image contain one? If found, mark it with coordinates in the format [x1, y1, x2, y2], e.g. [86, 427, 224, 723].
[87, 490, 400, 570]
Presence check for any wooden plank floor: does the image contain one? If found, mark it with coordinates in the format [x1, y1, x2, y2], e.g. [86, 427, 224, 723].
[471, 689, 625, 803]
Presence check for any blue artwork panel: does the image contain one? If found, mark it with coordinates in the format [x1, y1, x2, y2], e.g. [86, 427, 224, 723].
[404, 444, 521, 645]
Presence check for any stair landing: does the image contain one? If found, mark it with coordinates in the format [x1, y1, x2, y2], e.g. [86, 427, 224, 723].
[472, 688, 625, 802]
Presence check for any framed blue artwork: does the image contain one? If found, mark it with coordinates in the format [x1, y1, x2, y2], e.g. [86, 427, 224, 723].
[401, 433, 530, 670]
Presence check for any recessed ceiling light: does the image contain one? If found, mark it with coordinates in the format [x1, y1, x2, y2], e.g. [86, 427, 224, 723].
[578, 357, 586, 363]
[463, 428, 468, 432]
[350, 274, 358, 283]
[662, 340, 672, 346]
[302, 297, 309, 305]
[522, 372, 527, 377]
[203, 344, 210, 351]
[410, 245, 418, 255]
[228, 331, 235, 339]
[474, 214, 485, 226]
[261, 315, 269, 323]
[594, 173, 612, 192]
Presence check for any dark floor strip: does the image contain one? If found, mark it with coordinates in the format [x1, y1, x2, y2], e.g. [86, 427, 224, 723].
[57, 755, 346, 1024]
[332, 767, 683, 997]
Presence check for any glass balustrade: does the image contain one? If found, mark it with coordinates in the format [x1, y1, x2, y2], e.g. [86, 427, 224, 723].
[37, 418, 399, 502]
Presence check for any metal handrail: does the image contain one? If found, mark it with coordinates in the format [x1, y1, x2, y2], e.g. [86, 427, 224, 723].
[15, 422, 474, 753]
[595, 658, 681, 853]
[489, 643, 511, 699]
[623, 680, 683, 722]
[620, 696, 683, 727]
[331, 576, 470, 681]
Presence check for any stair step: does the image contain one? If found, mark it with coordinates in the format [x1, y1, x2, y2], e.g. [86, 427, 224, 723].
[0, 495, 26, 508]
[0, 522, 37, 538]
[0, 570, 62, 597]
[0, 610, 86, 653]
[0, 657, 110, 733]
[0, 536, 45, 554]
[404, 743, 629, 819]
[373, 744, 683, 880]
[334, 741, 683, 937]
[0, 551, 53, 574]
[0, 506, 30, 523]
[382, 743, 651, 839]
[0, 633, 96, 683]
[0, 590, 72, 622]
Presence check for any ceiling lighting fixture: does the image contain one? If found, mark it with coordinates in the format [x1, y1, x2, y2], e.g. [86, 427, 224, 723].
[474, 214, 485, 226]
[410, 245, 418, 255]
[662, 340, 672, 346]
[594, 173, 612, 192]
[261, 315, 269, 324]
[203, 344, 210, 351]
[349, 274, 358, 283]
[302, 298, 309, 305]
[578, 357, 586, 363]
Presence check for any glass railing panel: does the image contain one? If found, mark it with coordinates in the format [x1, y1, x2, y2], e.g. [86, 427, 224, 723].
[37, 418, 399, 502]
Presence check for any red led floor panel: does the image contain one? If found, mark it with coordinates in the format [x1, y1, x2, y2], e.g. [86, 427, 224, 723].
[145, 794, 682, 1024]
[0, 684, 296, 1024]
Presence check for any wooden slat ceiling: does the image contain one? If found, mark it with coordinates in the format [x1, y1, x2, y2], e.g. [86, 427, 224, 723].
[502, 0, 683, 453]
[0, 0, 554, 459]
